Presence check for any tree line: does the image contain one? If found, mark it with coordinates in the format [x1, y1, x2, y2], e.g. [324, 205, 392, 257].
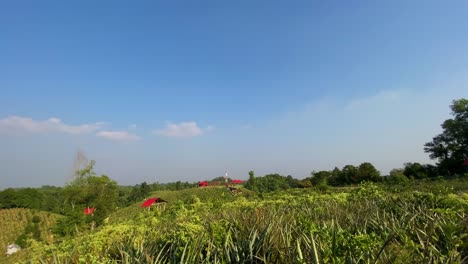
[245, 98, 468, 191]
[0, 98, 466, 235]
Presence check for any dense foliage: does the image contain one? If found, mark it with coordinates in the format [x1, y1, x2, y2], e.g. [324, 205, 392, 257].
[0, 186, 64, 213]
[19, 182, 468, 263]
[425, 98, 468, 175]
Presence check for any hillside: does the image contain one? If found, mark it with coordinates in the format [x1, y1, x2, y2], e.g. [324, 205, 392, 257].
[0, 208, 61, 262]
[109, 186, 253, 224]
[18, 181, 468, 263]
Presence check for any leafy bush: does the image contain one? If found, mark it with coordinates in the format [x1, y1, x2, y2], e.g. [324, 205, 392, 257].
[349, 181, 383, 200]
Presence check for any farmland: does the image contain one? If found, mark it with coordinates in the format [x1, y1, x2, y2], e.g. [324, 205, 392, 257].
[1, 180, 466, 263]
[0, 209, 60, 263]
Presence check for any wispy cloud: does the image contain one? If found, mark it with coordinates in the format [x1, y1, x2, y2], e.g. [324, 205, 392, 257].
[153, 122, 211, 138]
[96, 130, 140, 141]
[0, 116, 103, 135]
[345, 90, 408, 111]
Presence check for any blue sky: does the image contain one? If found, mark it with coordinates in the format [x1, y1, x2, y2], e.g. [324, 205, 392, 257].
[1, 1, 467, 188]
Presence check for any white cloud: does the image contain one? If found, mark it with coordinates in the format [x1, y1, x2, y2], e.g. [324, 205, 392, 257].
[0, 116, 103, 135]
[96, 130, 140, 141]
[345, 90, 408, 111]
[153, 122, 209, 138]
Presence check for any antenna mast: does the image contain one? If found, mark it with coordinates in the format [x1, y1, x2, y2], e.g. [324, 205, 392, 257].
[224, 169, 229, 187]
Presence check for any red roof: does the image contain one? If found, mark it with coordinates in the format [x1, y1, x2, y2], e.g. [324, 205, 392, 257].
[199, 181, 208, 187]
[232, 179, 244, 184]
[141, 198, 159, 207]
[84, 207, 95, 215]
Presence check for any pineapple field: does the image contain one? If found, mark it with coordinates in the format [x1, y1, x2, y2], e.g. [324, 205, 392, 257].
[0, 181, 465, 263]
[0, 208, 60, 263]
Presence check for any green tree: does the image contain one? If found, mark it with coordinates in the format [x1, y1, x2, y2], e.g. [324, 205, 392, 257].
[57, 160, 119, 236]
[339, 165, 359, 184]
[423, 164, 439, 178]
[310, 171, 331, 185]
[328, 167, 342, 186]
[0, 188, 44, 209]
[424, 98, 468, 175]
[0, 188, 17, 208]
[357, 162, 381, 182]
[387, 168, 409, 184]
[175, 181, 181, 190]
[286, 175, 300, 188]
[246, 170, 256, 191]
[84, 175, 118, 224]
[403, 162, 427, 179]
[253, 173, 291, 192]
[128, 182, 151, 202]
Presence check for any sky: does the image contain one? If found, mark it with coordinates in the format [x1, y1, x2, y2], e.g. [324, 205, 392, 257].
[1, 0, 467, 188]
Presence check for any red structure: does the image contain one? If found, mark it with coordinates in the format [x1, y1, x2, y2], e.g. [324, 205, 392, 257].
[141, 198, 159, 207]
[141, 197, 167, 210]
[84, 207, 95, 215]
[232, 179, 244, 184]
[464, 159, 468, 166]
[199, 181, 208, 187]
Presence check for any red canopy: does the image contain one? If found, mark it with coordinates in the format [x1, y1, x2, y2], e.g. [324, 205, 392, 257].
[199, 181, 208, 187]
[84, 207, 95, 215]
[141, 198, 159, 207]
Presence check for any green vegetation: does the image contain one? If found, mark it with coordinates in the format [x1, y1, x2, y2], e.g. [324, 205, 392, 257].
[0, 208, 60, 263]
[108, 187, 253, 224]
[425, 98, 468, 175]
[0, 98, 467, 263]
[19, 181, 468, 263]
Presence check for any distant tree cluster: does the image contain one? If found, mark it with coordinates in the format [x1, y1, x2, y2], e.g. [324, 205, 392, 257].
[245, 171, 300, 192]
[0, 186, 64, 213]
[127, 182, 151, 202]
[149, 181, 197, 191]
[299, 162, 381, 187]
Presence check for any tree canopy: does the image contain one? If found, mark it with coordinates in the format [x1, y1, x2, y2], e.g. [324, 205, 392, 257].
[55, 161, 119, 236]
[424, 98, 468, 175]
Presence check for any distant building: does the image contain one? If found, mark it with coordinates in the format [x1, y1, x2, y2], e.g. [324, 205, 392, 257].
[6, 244, 20, 256]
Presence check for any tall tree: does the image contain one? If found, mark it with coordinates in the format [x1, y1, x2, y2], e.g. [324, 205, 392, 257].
[246, 170, 256, 191]
[357, 162, 381, 182]
[424, 98, 468, 175]
[324, 167, 342, 186]
[57, 160, 118, 236]
[340, 165, 359, 184]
